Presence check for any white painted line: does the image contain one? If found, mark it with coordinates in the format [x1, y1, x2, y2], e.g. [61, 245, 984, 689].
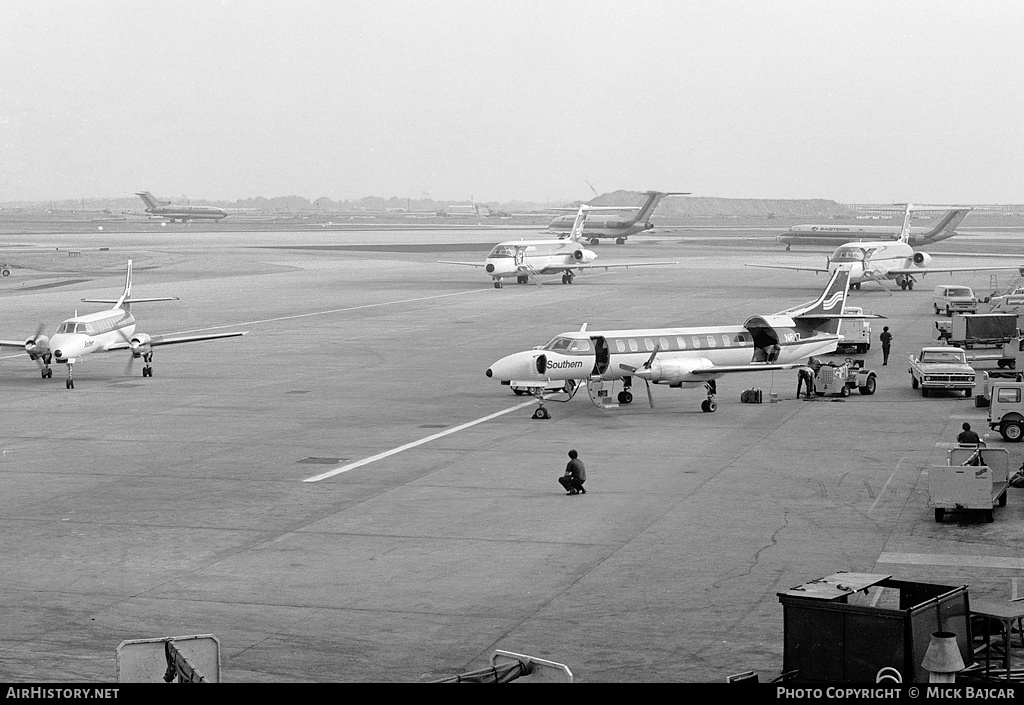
[304, 399, 542, 482]
[877, 552, 1024, 570]
[178, 288, 494, 335]
[868, 458, 901, 514]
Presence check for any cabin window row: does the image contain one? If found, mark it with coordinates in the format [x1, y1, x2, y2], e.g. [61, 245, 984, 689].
[613, 334, 749, 354]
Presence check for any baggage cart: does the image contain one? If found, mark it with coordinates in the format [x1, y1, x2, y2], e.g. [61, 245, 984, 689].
[929, 446, 1010, 523]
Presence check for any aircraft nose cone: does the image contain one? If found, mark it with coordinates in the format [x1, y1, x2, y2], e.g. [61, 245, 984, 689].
[485, 368, 493, 378]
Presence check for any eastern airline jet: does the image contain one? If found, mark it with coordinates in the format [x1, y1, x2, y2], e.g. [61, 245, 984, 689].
[486, 268, 871, 417]
[777, 207, 971, 249]
[546, 191, 689, 244]
[0, 260, 247, 388]
[747, 204, 1024, 291]
[439, 205, 677, 288]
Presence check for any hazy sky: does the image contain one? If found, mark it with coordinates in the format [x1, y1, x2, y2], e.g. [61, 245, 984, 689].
[1, 0, 1022, 204]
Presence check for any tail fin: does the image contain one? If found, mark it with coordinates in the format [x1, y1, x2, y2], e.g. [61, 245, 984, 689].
[630, 191, 690, 225]
[917, 207, 971, 245]
[114, 260, 133, 310]
[566, 206, 591, 242]
[135, 191, 165, 211]
[895, 203, 914, 244]
[786, 268, 852, 335]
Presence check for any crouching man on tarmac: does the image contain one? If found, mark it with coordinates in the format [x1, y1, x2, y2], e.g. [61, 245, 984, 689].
[558, 449, 587, 495]
[796, 357, 820, 400]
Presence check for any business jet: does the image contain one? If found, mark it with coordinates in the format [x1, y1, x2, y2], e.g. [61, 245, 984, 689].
[486, 268, 873, 417]
[439, 205, 677, 288]
[546, 191, 689, 244]
[746, 204, 1024, 291]
[135, 191, 228, 222]
[0, 260, 247, 388]
[777, 207, 971, 249]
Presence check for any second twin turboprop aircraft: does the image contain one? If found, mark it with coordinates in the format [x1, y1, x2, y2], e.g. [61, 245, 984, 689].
[486, 268, 869, 417]
[0, 260, 248, 388]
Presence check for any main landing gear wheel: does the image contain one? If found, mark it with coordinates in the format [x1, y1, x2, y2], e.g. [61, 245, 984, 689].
[561, 272, 575, 285]
[617, 390, 633, 404]
[532, 407, 550, 420]
[700, 399, 717, 413]
[616, 238, 625, 244]
[494, 281, 503, 289]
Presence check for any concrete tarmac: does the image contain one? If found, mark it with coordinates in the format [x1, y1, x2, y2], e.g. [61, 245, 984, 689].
[2, 226, 1024, 682]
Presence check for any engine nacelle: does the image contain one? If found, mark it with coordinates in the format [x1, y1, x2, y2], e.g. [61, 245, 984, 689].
[25, 335, 49, 356]
[912, 251, 932, 267]
[573, 248, 597, 263]
[639, 356, 713, 385]
[130, 333, 153, 355]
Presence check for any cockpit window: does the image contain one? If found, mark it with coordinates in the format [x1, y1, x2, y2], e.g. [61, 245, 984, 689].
[542, 336, 583, 352]
[488, 245, 517, 258]
[567, 339, 591, 352]
[830, 246, 865, 263]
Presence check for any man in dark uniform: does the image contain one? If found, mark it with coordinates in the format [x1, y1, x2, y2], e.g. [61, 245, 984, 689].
[880, 326, 892, 365]
[956, 422, 983, 446]
[559, 449, 586, 495]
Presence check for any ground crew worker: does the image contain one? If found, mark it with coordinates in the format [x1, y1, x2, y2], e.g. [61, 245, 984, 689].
[880, 326, 893, 365]
[797, 364, 815, 399]
[956, 422, 983, 446]
[559, 449, 586, 495]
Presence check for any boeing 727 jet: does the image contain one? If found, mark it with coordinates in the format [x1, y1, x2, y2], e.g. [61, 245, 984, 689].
[747, 204, 1024, 291]
[135, 191, 227, 222]
[546, 191, 688, 244]
[439, 205, 677, 288]
[486, 268, 873, 417]
[0, 260, 247, 388]
[777, 207, 971, 249]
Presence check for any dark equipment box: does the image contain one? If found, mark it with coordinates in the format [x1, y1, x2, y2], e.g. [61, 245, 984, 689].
[778, 572, 973, 683]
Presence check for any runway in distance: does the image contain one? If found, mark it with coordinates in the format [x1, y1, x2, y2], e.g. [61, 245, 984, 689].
[135, 191, 228, 222]
[486, 268, 872, 417]
[777, 206, 970, 250]
[0, 260, 248, 388]
[546, 191, 689, 244]
[438, 205, 678, 288]
[747, 204, 1024, 291]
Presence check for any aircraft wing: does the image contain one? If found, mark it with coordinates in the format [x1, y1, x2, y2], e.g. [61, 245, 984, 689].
[437, 260, 487, 268]
[563, 261, 678, 271]
[107, 331, 248, 350]
[688, 362, 805, 375]
[885, 265, 1024, 277]
[745, 263, 831, 274]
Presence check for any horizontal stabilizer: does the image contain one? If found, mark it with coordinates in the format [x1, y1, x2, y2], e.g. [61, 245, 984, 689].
[794, 313, 887, 320]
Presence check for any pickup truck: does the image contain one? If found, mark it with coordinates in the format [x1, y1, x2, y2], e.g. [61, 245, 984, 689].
[987, 379, 1024, 441]
[908, 346, 976, 397]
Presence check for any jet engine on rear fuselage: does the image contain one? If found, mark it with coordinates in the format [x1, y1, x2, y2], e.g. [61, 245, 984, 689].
[912, 252, 932, 267]
[572, 248, 597, 263]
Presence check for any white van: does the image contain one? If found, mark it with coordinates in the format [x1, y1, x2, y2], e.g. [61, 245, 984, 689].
[933, 284, 979, 317]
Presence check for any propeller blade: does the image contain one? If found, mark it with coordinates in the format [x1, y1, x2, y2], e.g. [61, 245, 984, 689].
[644, 379, 654, 408]
[619, 363, 638, 374]
[643, 345, 661, 369]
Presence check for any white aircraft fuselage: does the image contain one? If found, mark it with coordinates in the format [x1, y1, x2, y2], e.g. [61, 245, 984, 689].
[483, 239, 596, 281]
[829, 240, 925, 285]
[48, 309, 137, 363]
[487, 322, 839, 390]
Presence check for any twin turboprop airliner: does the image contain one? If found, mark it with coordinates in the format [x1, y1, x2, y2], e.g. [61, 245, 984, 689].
[486, 268, 871, 417]
[546, 191, 689, 244]
[746, 204, 1024, 291]
[439, 205, 677, 288]
[0, 260, 248, 388]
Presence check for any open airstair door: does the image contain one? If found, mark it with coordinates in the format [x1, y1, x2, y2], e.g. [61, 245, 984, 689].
[590, 336, 610, 376]
[744, 315, 797, 363]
